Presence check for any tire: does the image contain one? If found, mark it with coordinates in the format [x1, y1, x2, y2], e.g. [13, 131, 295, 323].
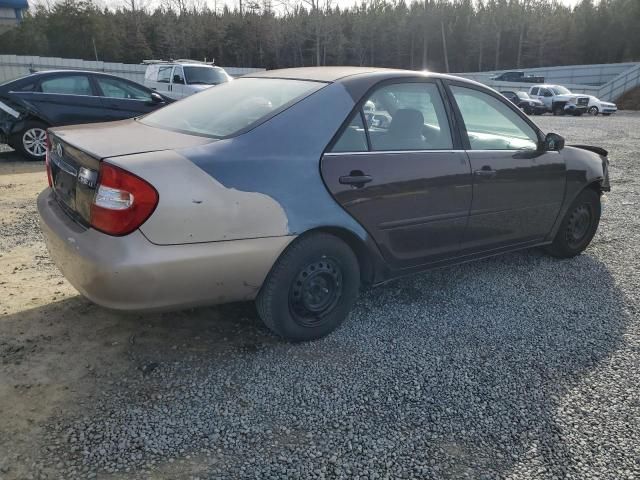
[602, 113, 611, 116]
[256, 232, 360, 342]
[573, 110, 583, 116]
[545, 189, 601, 258]
[552, 104, 565, 116]
[523, 106, 533, 115]
[588, 106, 599, 116]
[11, 120, 48, 161]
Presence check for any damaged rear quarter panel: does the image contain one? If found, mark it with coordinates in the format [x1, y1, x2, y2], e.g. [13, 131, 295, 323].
[108, 150, 290, 244]
[177, 82, 370, 242]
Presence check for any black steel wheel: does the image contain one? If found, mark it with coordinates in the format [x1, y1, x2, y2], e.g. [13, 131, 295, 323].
[289, 257, 343, 327]
[256, 233, 360, 341]
[545, 189, 601, 258]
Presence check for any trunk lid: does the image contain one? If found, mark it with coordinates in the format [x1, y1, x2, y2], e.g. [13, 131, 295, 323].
[48, 119, 212, 225]
[50, 118, 214, 159]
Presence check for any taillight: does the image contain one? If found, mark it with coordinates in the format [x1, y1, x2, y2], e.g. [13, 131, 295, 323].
[90, 162, 158, 236]
[45, 133, 53, 187]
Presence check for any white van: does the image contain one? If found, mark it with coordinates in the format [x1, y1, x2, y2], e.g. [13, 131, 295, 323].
[143, 60, 232, 100]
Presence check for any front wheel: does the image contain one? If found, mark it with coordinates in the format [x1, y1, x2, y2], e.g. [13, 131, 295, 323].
[11, 120, 48, 161]
[545, 189, 601, 258]
[256, 233, 360, 342]
[588, 106, 599, 116]
[552, 104, 565, 116]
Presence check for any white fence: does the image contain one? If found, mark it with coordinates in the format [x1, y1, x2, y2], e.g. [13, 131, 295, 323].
[0, 54, 265, 84]
[456, 62, 640, 102]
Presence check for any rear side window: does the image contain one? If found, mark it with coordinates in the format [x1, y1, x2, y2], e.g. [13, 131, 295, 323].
[40, 75, 92, 96]
[330, 82, 453, 152]
[144, 65, 159, 81]
[331, 113, 368, 153]
[96, 77, 152, 101]
[141, 78, 324, 138]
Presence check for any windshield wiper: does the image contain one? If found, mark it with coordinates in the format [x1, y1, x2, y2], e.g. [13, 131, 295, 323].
[187, 81, 213, 85]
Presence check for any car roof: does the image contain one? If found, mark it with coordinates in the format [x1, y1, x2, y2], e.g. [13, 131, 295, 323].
[245, 66, 487, 86]
[7, 70, 132, 80]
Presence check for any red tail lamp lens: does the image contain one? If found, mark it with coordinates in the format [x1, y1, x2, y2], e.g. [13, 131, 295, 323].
[90, 162, 158, 236]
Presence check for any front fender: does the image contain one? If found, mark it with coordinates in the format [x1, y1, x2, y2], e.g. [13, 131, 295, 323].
[547, 145, 609, 240]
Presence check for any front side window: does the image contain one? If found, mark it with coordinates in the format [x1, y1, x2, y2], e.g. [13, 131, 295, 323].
[96, 77, 152, 101]
[531, 87, 539, 95]
[172, 66, 185, 84]
[40, 75, 92, 95]
[141, 78, 324, 138]
[451, 85, 538, 151]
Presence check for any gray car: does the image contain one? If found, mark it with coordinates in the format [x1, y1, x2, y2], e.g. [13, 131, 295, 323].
[38, 67, 611, 341]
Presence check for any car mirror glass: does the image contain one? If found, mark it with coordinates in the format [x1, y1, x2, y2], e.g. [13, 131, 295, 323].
[544, 132, 565, 152]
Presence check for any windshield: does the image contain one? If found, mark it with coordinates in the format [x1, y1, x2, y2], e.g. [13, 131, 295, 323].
[551, 86, 571, 95]
[184, 66, 230, 85]
[141, 78, 324, 138]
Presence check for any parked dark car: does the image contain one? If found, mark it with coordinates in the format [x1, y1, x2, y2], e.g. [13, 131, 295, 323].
[0, 70, 171, 160]
[500, 90, 547, 115]
[38, 67, 610, 341]
[491, 71, 545, 83]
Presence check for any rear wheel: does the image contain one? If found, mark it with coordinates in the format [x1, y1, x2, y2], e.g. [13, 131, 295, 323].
[11, 120, 48, 161]
[545, 189, 601, 258]
[256, 232, 360, 342]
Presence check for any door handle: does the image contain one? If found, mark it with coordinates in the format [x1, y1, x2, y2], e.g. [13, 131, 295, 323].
[474, 166, 497, 177]
[339, 172, 373, 187]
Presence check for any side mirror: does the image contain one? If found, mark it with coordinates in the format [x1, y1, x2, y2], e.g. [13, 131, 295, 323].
[150, 92, 164, 104]
[544, 132, 565, 152]
[172, 75, 184, 84]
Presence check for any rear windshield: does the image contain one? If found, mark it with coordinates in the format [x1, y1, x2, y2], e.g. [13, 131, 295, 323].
[184, 66, 229, 85]
[140, 78, 325, 138]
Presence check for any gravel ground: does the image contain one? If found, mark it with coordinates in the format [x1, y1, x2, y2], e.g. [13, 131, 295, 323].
[1, 113, 639, 480]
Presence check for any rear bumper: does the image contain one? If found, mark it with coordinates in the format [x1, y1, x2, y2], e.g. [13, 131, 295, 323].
[37, 189, 294, 311]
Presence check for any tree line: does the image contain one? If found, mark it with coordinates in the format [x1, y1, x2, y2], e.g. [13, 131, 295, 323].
[1, 0, 639, 73]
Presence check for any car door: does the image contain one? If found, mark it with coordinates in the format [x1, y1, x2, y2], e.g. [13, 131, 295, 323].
[10, 73, 104, 126]
[170, 66, 186, 99]
[445, 82, 566, 252]
[94, 75, 166, 120]
[156, 65, 176, 98]
[321, 80, 472, 270]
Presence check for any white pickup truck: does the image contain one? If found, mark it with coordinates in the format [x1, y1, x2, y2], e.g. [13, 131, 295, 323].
[528, 85, 590, 116]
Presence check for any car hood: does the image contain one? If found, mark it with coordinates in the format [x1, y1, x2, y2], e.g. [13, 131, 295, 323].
[50, 119, 215, 159]
[555, 93, 586, 100]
